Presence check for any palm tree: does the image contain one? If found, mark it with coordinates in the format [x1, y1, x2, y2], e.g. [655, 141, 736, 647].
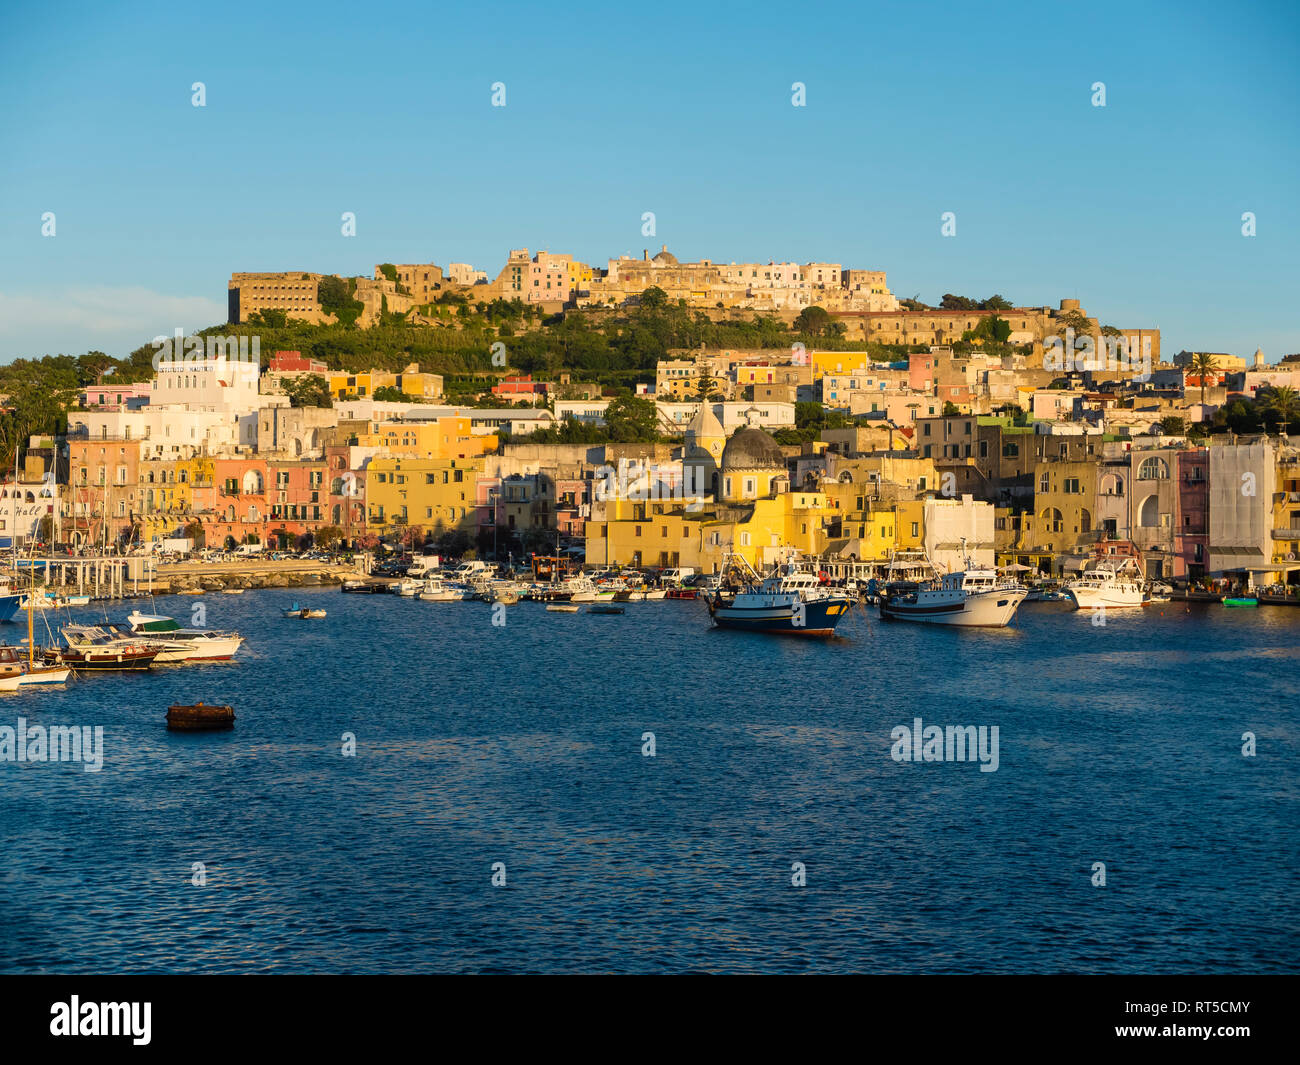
[1259, 385, 1300, 436]
[1189, 352, 1218, 409]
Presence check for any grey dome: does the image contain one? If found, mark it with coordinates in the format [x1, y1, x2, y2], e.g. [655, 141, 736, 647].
[721, 428, 785, 471]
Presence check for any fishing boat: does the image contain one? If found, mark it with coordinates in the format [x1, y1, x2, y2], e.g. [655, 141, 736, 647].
[704, 556, 853, 637]
[342, 579, 387, 593]
[0, 645, 69, 685]
[878, 550, 1027, 627]
[391, 578, 423, 597]
[1063, 559, 1146, 609]
[546, 603, 581, 613]
[490, 583, 522, 605]
[124, 610, 244, 660]
[166, 702, 235, 731]
[417, 578, 460, 602]
[5, 588, 72, 683]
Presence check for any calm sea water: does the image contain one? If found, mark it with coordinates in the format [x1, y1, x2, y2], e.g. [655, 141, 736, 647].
[0, 589, 1296, 974]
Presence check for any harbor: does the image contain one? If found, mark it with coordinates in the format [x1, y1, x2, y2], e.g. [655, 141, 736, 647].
[0, 583, 1295, 974]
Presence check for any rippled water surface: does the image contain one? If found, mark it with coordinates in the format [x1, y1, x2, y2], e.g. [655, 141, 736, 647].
[1, 590, 1296, 973]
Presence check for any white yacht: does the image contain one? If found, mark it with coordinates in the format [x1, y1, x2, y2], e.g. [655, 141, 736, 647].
[878, 551, 1027, 627]
[1063, 558, 1146, 609]
[124, 610, 244, 661]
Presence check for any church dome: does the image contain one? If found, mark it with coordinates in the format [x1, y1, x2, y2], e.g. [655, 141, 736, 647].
[652, 245, 678, 265]
[721, 428, 785, 471]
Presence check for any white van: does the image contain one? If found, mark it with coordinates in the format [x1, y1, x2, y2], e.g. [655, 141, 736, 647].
[408, 556, 441, 578]
[661, 567, 695, 586]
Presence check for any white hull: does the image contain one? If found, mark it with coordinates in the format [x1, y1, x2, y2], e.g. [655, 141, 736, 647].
[144, 635, 243, 661]
[1064, 586, 1145, 609]
[19, 666, 71, 685]
[882, 588, 1027, 627]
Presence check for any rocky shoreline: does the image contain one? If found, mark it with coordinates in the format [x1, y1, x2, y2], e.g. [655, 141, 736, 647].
[149, 567, 359, 597]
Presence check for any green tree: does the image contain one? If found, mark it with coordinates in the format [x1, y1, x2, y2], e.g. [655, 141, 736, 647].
[603, 393, 660, 442]
[793, 306, 834, 337]
[315, 525, 343, 550]
[318, 276, 365, 326]
[638, 286, 668, 311]
[285, 374, 332, 408]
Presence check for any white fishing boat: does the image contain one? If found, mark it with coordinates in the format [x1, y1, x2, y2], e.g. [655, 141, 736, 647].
[392, 578, 423, 597]
[878, 550, 1027, 627]
[0, 645, 71, 686]
[417, 578, 461, 602]
[565, 576, 602, 603]
[1063, 557, 1146, 609]
[124, 610, 244, 660]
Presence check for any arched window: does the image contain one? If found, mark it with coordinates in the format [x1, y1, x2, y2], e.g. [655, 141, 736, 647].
[1100, 474, 1124, 496]
[1079, 508, 1092, 534]
[242, 470, 263, 494]
[1042, 507, 1064, 533]
[1139, 494, 1160, 528]
[1138, 457, 1169, 480]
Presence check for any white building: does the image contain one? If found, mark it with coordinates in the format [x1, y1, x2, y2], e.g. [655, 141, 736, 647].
[66, 408, 242, 457]
[924, 494, 995, 572]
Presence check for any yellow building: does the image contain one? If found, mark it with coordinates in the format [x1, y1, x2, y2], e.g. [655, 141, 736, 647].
[893, 499, 925, 551]
[357, 417, 496, 459]
[1272, 446, 1300, 572]
[586, 427, 832, 573]
[820, 477, 898, 560]
[138, 455, 216, 539]
[366, 456, 482, 534]
[811, 349, 871, 381]
[329, 364, 444, 402]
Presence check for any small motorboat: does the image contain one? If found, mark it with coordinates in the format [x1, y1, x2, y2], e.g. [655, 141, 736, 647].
[221, 588, 244, 595]
[546, 604, 581, 613]
[166, 701, 236, 731]
[1223, 596, 1259, 608]
[588, 604, 625, 615]
[282, 603, 325, 618]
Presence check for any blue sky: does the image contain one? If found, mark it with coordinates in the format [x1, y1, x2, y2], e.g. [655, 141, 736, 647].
[1, 0, 1296, 361]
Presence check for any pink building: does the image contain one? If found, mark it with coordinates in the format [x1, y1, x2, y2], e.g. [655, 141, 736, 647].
[79, 382, 151, 410]
[908, 351, 937, 392]
[1175, 449, 1209, 580]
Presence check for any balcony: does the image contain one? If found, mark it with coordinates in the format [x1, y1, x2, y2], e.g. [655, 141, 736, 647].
[1271, 529, 1300, 540]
